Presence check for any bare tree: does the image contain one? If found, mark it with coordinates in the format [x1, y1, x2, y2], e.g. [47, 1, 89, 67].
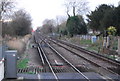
[40, 19, 56, 34]
[54, 16, 67, 33]
[56, 15, 67, 26]
[42, 19, 56, 27]
[64, 0, 89, 17]
[10, 9, 32, 36]
[0, 0, 16, 36]
[0, 0, 16, 20]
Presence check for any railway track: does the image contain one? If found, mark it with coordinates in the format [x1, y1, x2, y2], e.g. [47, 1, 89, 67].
[37, 34, 118, 81]
[35, 34, 91, 81]
[49, 38, 120, 75]
[50, 37, 120, 71]
[53, 38, 120, 64]
[18, 32, 119, 81]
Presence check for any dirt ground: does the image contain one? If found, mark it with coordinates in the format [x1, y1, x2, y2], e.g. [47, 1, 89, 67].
[6, 34, 31, 55]
[24, 34, 42, 67]
[17, 33, 42, 68]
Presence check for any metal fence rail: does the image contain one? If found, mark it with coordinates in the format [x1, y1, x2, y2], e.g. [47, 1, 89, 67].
[0, 46, 2, 61]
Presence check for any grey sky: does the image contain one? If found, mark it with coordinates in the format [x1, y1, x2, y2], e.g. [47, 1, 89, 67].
[17, 0, 120, 30]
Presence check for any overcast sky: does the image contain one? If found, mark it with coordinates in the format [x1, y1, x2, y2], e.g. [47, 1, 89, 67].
[16, 0, 120, 30]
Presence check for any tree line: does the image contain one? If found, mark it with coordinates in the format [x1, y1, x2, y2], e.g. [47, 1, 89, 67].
[38, 1, 120, 38]
[0, 0, 32, 37]
[39, 1, 120, 37]
[87, 4, 120, 36]
[39, 0, 88, 37]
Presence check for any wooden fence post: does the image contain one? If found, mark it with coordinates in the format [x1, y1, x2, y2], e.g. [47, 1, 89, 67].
[118, 36, 120, 55]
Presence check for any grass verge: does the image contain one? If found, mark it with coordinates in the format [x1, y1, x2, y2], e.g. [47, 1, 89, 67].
[17, 58, 29, 69]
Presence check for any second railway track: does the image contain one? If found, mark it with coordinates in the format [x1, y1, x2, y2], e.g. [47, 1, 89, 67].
[18, 32, 119, 81]
[35, 33, 92, 81]
[49, 37, 120, 75]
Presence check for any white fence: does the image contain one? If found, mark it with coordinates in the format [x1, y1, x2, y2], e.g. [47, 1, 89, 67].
[79, 35, 92, 40]
[76, 35, 99, 43]
[0, 59, 4, 81]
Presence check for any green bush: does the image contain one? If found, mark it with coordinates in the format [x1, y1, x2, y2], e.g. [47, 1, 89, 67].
[66, 16, 87, 37]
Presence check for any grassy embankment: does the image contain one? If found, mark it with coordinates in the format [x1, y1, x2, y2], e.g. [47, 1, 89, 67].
[5, 34, 31, 69]
[60, 36, 118, 59]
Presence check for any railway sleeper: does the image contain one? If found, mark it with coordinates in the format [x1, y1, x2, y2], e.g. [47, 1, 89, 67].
[108, 67, 120, 75]
[75, 66, 93, 72]
[18, 66, 79, 74]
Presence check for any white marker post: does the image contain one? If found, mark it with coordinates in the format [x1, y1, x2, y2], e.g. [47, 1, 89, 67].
[0, 58, 4, 81]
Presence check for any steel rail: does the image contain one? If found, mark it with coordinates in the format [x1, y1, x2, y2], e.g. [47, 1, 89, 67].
[38, 43, 59, 81]
[50, 39, 119, 74]
[49, 39, 118, 81]
[34, 34, 45, 66]
[35, 32, 117, 81]
[53, 38, 120, 66]
[50, 38, 120, 74]
[37, 45, 45, 65]
[44, 40, 91, 81]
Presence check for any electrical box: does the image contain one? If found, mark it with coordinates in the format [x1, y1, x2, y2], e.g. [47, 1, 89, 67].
[5, 50, 17, 79]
